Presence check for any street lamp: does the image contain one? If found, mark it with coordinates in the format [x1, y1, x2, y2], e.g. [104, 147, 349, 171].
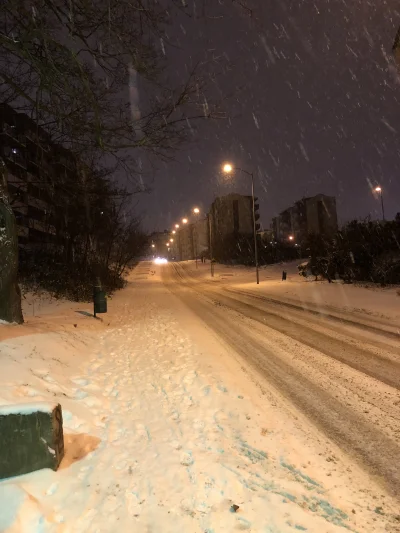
[182, 218, 188, 224]
[192, 207, 201, 268]
[223, 163, 260, 284]
[289, 235, 294, 241]
[170, 238, 174, 242]
[374, 186, 385, 221]
[172, 230, 176, 234]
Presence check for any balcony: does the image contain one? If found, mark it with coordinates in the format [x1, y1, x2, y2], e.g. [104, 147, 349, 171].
[4, 147, 27, 169]
[1, 123, 26, 146]
[27, 195, 49, 212]
[29, 218, 56, 235]
[16, 225, 29, 238]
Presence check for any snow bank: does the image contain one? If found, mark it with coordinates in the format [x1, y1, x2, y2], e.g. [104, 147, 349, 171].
[0, 402, 58, 416]
[180, 260, 400, 322]
[0, 484, 49, 533]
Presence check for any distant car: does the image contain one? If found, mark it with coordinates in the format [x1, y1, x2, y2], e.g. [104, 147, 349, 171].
[154, 257, 168, 265]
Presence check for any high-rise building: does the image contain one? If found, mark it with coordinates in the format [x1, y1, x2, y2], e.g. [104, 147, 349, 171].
[208, 193, 260, 262]
[209, 193, 258, 239]
[176, 218, 209, 261]
[272, 194, 338, 243]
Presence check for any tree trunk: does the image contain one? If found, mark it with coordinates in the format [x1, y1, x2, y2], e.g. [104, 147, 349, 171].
[0, 159, 23, 324]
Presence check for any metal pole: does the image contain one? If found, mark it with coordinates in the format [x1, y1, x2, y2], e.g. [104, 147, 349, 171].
[380, 190, 385, 221]
[195, 223, 198, 269]
[251, 172, 259, 285]
[208, 213, 214, 277]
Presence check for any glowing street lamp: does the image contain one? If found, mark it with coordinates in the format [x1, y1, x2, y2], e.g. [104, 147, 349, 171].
[182, 218, 188, 224]
[289, 235, 294, 241]
[170, 238, 174, 242]
[223, 163, 233, 174]
[374, 186, 385, 221]
[175, 224, 179, 229]
[172, 230, 176, 234]
[192, 208, 201, 268]
[151, 244, 155, 248]
[222, 162, 259, 285]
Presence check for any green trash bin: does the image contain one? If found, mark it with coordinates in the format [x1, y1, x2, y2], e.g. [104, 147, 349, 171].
[93, 285, 107, 317]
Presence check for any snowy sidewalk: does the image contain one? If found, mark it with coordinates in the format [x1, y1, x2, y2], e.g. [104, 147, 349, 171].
[0, 263, 397, 532]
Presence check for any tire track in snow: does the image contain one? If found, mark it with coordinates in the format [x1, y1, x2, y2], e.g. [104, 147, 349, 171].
[164, 263, 400, 496]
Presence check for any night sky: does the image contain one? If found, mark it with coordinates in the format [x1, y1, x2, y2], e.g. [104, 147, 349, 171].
[138, 0, 400, 232]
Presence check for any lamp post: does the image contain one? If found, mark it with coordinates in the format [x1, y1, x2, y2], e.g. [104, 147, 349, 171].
[173, 224, 181, 261]
[208, 212, 214, 277]
[375, 186, 385, 221]
[180, 218, 188, 261]
[223, 163, 260, 285]
[193, 207, 200, 268]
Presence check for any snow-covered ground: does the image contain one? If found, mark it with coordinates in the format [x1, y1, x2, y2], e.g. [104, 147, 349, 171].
[0, 263, 399, 532]
[179, 260, 400, 324]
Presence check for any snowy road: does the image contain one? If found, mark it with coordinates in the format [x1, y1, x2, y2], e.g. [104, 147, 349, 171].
[1, 261, 400, 532]
[163, 262, 400, 497]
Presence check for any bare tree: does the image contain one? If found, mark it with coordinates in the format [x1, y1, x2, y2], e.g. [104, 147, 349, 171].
[1, 0, 220, 168]
[0, 160, 23, 323]
[0, 0, 223, 321]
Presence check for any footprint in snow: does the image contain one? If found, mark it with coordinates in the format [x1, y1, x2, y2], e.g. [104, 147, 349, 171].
[180, 451, 194, 466]
[71, 377, 89, 386]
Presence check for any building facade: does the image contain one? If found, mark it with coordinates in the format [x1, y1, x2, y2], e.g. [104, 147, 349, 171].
[0, 104, 79, 249]
[208, 193, 260, 263]
[272, 194, 338, 243]
[178, 224, 194, 261]
[209, 193, 255, 240]
[176, 218, 209, 261]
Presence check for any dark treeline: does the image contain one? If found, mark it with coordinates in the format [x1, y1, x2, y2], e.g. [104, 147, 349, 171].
[211, 216, 400, 286]
[16, 168, 148, 301]
[299, 216, 400, 285]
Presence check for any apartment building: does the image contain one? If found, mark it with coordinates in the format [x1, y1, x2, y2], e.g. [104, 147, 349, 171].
[0, 104, 70, 247]
[272, 194, 338, 242]
[209, 193, 257, 240]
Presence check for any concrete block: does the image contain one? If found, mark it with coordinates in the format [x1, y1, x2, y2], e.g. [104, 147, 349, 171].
[0, 402, 64, 479]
